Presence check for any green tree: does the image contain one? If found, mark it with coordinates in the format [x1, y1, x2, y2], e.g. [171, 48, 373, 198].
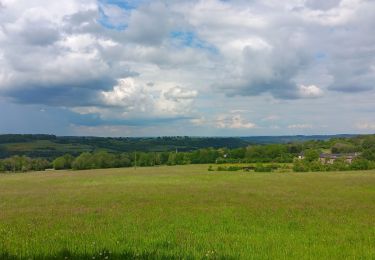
[167, 152, 176, 165]
[304, 149, 320, 162]
[31, 158, 50, 171]
[53, 154, 74, 170]
[117, 153, 131, 167]
[91, 151, 116, 168]
[331, 142, 358, 153]
[331, 158, 349, 171]
[350, 159, 370, 170]
[293, 159, 309, 172]
[72, 152, 93, 170]
[361, 148, 375, 161]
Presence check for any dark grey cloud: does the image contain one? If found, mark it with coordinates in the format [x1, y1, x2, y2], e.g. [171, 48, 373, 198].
[0, 0, 374, 135]
[323, 1, 375, 93]
[329, 84, 373, 93]
[192, 0, 375, 98]
[4, 78, 116, 107]
[70, 115, 192, 127]
[0, 3, 136, 107]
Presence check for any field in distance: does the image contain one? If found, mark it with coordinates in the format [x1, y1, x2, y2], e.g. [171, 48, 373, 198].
[0, 165, 374, 259]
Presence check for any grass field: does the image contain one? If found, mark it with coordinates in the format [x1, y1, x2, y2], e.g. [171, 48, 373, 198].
[0, 165, 374, 259]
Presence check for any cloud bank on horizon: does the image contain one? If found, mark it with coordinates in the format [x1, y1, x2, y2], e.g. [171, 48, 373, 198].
[0, 0, 374, 136]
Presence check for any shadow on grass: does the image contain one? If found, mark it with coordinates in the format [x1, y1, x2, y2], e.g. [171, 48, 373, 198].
[1, 248, 236, 259]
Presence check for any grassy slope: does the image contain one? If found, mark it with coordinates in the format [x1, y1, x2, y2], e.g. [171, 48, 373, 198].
[0, 165, 374, 259]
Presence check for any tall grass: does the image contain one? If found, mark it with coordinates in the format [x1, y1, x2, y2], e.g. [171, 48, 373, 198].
[0, 165, 374, 259]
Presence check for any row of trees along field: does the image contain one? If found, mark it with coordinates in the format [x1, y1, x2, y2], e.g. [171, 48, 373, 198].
[59, 144, 314, 170]
[0, 156, 50, 172]
[0, 135, 374, 172]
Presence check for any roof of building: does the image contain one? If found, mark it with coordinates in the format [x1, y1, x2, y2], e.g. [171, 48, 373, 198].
[319, 153, 359, 159]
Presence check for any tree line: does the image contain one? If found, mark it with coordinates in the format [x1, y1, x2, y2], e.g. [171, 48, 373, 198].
[0, 134, 374, 173]
[0, 156, 50, 172]
[53, 144, 304, 170]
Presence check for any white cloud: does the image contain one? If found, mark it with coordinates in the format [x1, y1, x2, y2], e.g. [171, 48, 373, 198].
[70, 124, 134, 136]
[297, 84, 323, 98]
[262, 115, 280, 121]
[98, 2, 130, 28]
[163, 87, 197, 101]
[100, 77, 198, 119]
[101, 78, 152, 110]
[229, 109, 250, 114]
[124, 2, 171, 46]
[216, 114, 256, 129]
[288, 124, 313, 129]
[190, 116, 206, 126]
[299, 0, 361, 26]
[0, 0, 374, 134]
[356, 122, 375, 130]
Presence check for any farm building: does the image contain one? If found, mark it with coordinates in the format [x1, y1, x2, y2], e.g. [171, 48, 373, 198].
[319, 153, 359, 164]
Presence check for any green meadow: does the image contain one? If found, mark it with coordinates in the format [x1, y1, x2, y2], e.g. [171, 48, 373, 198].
[0, 165, 374, 259]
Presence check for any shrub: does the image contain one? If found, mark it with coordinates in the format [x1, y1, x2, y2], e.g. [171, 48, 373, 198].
[293, 160, 309, 172]
[227, 166, 242, 171]
[254, 164, 272, 172]
[216, 166, 242, 171]
[350, 159, 371, 170]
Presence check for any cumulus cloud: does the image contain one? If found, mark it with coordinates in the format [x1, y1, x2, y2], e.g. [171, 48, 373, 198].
[262, 115, 280, 121]
[288, 124, 313, 129]
[297, 85, 323, 98]
[0, 0, 374, 132]
[190, 113, 258, 130]
[178, 0, 375, 97]
[0, 0, 131, 106]
[163, 87, 197, 101]
[190, 116, 206, 126]
[100, 78, 198, 119]
[101, 78, 152, 110]
[124, 2, 171, 46]
[356, 122, 375, 130]
[216, 114, 256, 129]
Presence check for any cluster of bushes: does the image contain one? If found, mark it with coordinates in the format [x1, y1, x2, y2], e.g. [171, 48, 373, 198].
[253, 164, 276, 172]
[214, 144, 298, 164]
[215, 165, 243, 171]
[293, 158, 375, 172]
[209, 164, 288, 172]
[53, 152, 132, 170]
[0, 156, 50, 173]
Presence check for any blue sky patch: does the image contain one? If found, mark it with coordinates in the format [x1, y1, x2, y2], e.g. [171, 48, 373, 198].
[315, 52, 327, 61]
[98, 6, 128, 30]
[170, 31, 218, 53]
[98, 0, 142, 10]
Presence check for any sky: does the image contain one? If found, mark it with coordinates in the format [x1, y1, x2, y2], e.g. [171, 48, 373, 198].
[0, 0, 374, 137]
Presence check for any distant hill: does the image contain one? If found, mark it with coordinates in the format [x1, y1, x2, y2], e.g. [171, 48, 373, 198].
[0, 134, 359, 159]
[240, 134, 357, 144]
[0, 135, 248, 159]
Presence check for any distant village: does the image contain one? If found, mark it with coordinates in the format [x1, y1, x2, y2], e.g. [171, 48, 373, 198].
[298, 153, 360, 164]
